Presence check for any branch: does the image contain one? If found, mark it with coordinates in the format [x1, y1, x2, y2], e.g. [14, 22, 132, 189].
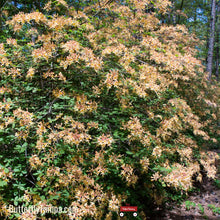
[26, 178, 35, 186]
[0, 0, 8, 10]
[36, 98, 57, 122]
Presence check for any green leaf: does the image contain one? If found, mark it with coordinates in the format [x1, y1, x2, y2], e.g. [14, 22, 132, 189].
[126, 151, 133, 155]
[0, 181, 7, 187]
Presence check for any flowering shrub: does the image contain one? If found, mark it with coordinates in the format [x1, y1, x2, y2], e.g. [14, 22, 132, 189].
[0, 0, 219, 219]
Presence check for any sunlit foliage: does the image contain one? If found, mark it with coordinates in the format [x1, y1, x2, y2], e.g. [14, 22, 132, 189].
[0, 0, 219, 219]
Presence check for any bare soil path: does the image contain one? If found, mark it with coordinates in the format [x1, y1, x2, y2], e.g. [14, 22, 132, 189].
[162, 179, 220, 220]
[150, 150, 220, 220]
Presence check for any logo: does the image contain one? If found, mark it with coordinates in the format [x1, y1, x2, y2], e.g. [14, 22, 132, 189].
[119, 204, 138, 217]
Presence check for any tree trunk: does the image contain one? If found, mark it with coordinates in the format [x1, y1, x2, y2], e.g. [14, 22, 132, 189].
[207, 0, 216, 80]
[0, 0, 7, 34]
[14, 0, 17, 7]
[177, 0, 184, 24]
[0, 11, 2, 35]
[34, 0, 42, 11]
[194, 6, 197, 33]
[169, 0, 176, 25]
[215, 1, 219, 80]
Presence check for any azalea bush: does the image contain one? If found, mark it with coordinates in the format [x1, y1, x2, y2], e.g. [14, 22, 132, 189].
[0, 0, 219, 219]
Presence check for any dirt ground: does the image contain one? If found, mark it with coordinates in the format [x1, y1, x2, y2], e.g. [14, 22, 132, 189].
[161, 181, 220, 219]
[151, 151, 220, 220]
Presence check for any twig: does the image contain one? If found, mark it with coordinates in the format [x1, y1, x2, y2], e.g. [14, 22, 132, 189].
[0, 0, 8, 11]
[26, 178, 35, 186]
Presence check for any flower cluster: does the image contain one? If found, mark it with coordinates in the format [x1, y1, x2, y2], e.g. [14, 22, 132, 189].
[74, 94, 98, 114]
[140, 157, 150, 173]
[13, 108, 33, 127]
[0, 166, 13, 183]
[97, 134, 114, 148]
[29, 155, 43, 169]
[121, 164, 138, 186]
[108, 194, 121, 212]
[26, 67, 35, 79]
[200, 151, 219, 178]
[162, 162, 200, 191]
[104, 69, 119, 89]
[52, 88, 65, 98]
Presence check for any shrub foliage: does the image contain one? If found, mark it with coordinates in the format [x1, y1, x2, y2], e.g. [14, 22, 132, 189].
[0, 0, 219, 219]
